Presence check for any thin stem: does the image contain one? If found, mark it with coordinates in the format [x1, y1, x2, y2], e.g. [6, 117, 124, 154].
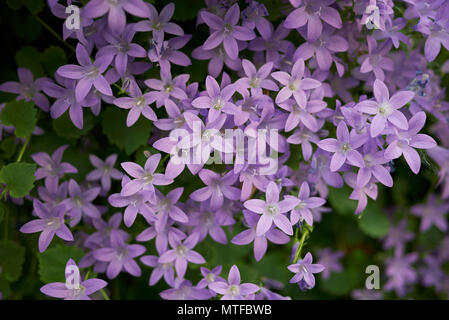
[100, 288, 111, 300]
[293, 226, 310, 263]
[16, 135, 31, 162]
[33, 15, 75, 52]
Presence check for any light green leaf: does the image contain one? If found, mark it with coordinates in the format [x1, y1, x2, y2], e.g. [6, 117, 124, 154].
[52, 112, 95, 140]
[15, 47, 44, 77]
[102, 108, 152, 155]
[38, 245, 85, 283]
[1, 100, 38, 138]
[357, 202, 390, 238]
[0, 162, 37, 198]
[40, 46, 67, 76]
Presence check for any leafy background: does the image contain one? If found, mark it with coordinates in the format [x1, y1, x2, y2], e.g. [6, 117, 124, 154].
[0, 0, 447, 300]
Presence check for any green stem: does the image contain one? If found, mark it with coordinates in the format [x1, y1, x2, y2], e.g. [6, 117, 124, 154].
[33, 15, 75, 52]
[293, 226, 310, 263]
[16, 135, 31, 162]
[100, 288, 111, 300]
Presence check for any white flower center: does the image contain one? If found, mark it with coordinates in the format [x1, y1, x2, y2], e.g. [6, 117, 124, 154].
[265, 204, 279, 216]
[378, 102, 392, 116]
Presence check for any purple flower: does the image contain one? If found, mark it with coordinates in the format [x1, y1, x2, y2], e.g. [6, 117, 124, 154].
[288, 252, 325, 288]
[197, 266, 226, 296]
[190, 169, 240, 210]
[284, 0, 342, 41]
[83, 0, 150, 34]
[96, 25, 147, 77]
[358, 37, 394, 81]
[158, 234, 206, 279]
[384, 252, 418, 297]
[383, 219, 415, 251]
[209, 265, 260, 300]
[32, 145, 78, 184]
[151, 187, 188, 230]
[232, 210, 290, 261]
[120, 153, 173, 197]
[416, 18, 449, 62]
[236, 59, 278, 96]
[192, 75, 237, 122]
[192, 44, 241, 78]
[356, 79, 415, 137]
[243, 181, 299, 236]
[287, 182, 326, 226]
[144, 69, 188, 109]
[40, 259, 107, 300]
[140, 254, 175, 286]
[317, 121, 366, 172]
[160, 278, 211, 300]
[0, 67, 50, 111]
[186, 202, 231, 244]
[85, 212, 128, 247]
[356, 141, 393, 188]
[42, 75, 86, 129]
[384, 111, 437, 174]
[113, 83, 158, 126]
[411, 195, 449, 232]
[93, 233, 146, 279]
[202, 4, 256, 60]
[57, 44, 113, 102]
[62, 179, 101, 227]
[373, 18, 410, 49]
[109, 176, 156, 227]
[316, 248, 344, 280]
[86, 154, 123, 192]
[20, 200, 73, 253]
[271, 58, 321, 106]
[148, 35, 192, 73]
[37, 179, 68, 209]
[134, 2, 184, 38]
[241, 1, 270, 38]
[278, 92, 327, 132]
[345, 172, 378, 214]
[294, 27, 348, 71]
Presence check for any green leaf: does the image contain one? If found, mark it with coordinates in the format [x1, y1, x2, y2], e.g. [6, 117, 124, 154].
[13, 16, 43, 42]
[38, 245, 85, 283]
[0, 275, 11, 298]
[0, 162, 37, 198]
[320, 270, 356, 296]
[328, 186, 358, 216]
[0, 241, 26, 282]
[6, 0, 25, 10]
[15, 47, 44, 77]
[102, 108, 152, 155]
[320, 250, 367, 296]
[0, 137, 18, 159]
[39, 46, 67, 76]
[52, 112, 95, 140]
[24, 0, 45, 14]
[357, 202, 390, 238]
[1, 100, 38, 138]
[172, 0, 204, 21]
